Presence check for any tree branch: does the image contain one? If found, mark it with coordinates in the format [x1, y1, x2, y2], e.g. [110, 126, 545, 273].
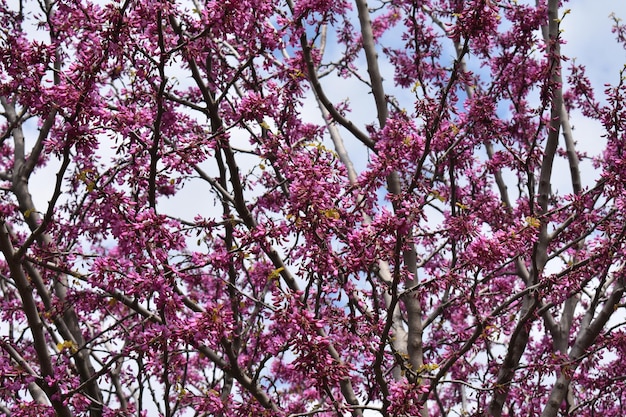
[0, 223, 73, 417]
[540, 274, 625, 417]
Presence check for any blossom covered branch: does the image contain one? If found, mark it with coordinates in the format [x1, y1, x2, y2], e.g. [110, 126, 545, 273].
[0, 0, 625, 416]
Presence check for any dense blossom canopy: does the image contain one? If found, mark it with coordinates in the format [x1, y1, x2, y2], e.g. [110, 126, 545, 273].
[1, 0, 626, 416]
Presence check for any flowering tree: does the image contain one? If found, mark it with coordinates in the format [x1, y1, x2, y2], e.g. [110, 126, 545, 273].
[1, 0, 625, 415]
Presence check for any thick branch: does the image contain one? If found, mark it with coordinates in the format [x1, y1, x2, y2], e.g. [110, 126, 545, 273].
[559, 102, 581, 195]
[487, 296, 537, 417]
[489, 2, 563, 414]
[540, 277, 625, 417]
[355, 0, 388, 127]
[0, 223, 73, 417]
[536, 0, 562, 217]
[2, 98, 104, 415]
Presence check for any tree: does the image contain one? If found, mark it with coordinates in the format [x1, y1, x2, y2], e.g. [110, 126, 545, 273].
[0, 0, 625, 415]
